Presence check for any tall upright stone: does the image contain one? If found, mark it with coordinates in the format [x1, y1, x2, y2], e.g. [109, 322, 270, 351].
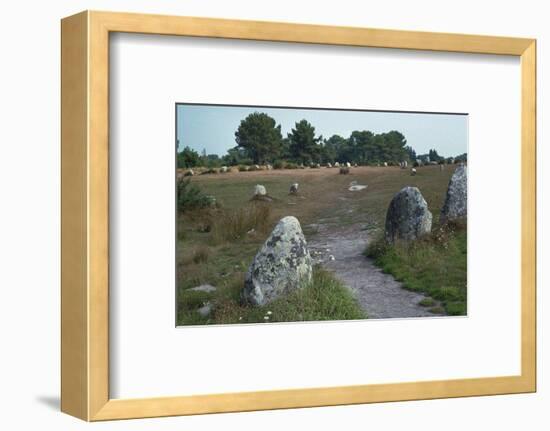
[385, 187, 432, 243]
[440, 165, 467, 223]
[243, 216, 313, 306]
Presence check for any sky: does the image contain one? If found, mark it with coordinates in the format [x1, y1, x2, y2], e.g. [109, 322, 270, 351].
[176, 104, 468, 158]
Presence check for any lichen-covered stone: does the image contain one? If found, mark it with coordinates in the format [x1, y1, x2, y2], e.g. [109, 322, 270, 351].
[440, 165, 467, 223]
[385, 187, 432, 243]
[243, 216, 312, 306]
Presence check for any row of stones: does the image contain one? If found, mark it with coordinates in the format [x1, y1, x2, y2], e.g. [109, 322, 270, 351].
[243, 165, 467, 306]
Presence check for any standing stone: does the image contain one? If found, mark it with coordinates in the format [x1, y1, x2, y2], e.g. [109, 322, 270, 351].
[243, 216, 313, 306]
[253, 184, 267, 196]
[440, 165, 467, 223]
[385, 187, 432, 243]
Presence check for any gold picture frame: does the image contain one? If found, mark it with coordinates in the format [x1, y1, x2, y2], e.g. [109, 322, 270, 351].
[61, 10, 536, 421]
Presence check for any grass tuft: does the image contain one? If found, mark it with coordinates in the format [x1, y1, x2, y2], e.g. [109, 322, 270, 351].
[192, 245, 210, 264]
[210, 202, 273, 245]
[429, 306, 446, 314]
[418, 297, 435, 307]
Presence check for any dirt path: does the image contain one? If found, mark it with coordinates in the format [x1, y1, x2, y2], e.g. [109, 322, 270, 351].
[308, 223, 435, 319]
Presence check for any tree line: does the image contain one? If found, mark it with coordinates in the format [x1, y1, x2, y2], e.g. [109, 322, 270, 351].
[178, 111, 465, 168]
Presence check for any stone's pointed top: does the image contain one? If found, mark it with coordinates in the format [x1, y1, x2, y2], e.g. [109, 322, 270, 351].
[243, 216, 312, 306]
[270, 216, 303, 237]
[385, 186, 432, 243]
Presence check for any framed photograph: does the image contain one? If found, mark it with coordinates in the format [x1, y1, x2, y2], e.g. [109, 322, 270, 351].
[61, 11, 536, 421]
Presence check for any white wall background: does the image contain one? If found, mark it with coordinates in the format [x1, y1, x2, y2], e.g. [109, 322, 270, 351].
[0, 0, 545, 429]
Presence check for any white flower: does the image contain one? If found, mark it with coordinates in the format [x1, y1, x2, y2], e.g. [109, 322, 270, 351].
[263, 316, 270, 320]
[266, 311, 273, 315]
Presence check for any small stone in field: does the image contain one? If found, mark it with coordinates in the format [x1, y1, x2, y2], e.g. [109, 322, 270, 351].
[253, 184, 267, 196]
[189, 284, 217, 293]
[197, 303, 212, 317]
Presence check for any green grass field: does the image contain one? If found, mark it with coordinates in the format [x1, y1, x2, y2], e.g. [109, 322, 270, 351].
[177, 164, 466, 325]
[366, 223, 467, 315]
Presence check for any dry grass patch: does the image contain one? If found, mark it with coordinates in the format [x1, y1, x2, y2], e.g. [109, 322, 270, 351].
[210, 202, 273, 244]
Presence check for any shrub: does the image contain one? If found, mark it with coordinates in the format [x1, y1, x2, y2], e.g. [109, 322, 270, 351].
[177, 178, 215, 213]
[273, 160, 284, 169]
[238, 165, 249, 172]
[284, 162, 298, 169]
